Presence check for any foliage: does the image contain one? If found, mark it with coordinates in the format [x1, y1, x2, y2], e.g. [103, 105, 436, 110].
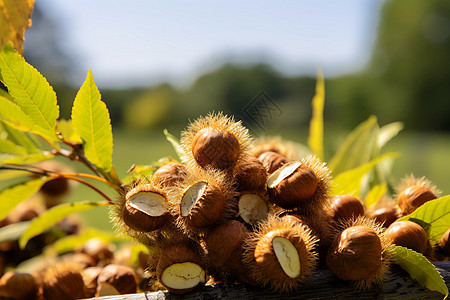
[0, 43, 449, 295]
[390, 245, 448, 298]
[0, 0, 34, 53]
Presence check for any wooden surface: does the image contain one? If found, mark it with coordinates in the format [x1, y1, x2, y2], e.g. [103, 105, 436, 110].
[88, 261, 450, 300]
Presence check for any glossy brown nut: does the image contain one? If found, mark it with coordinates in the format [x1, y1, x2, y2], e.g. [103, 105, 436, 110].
[192, 127, 240, 170]
[369, 207, 398, 227]
[258, 151, 288, 174]
[234, 157, 268, 192]
[331, 195, 365, 222]
[384, 221, 429, 255]
[152, 162, 187, 187]
[96, 264, 137, 295]
[439, 228, 450, 256]
[326, 226, 382, 281]
[397, 185, 437, 216]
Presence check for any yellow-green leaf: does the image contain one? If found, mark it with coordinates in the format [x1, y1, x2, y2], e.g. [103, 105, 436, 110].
[398, 196, 450, 244]
[0, 95, 37, 134]
[308, 71, 325, 161]
[331, 153, 398, 197]
[0, 152, 52, 164]
[0, 220, 30, 243]
[0, 120, 41, 153]
[0, 177, 47, 220]
[0, 44, 59, 142]
[390, 245, 448, 298]
[364, 183, 387, 208]
[0, 0, 34, 53]
[378, 121, 404, 150]
[19, 201, 108, 248]
[56, 119, 82, 144]
[329, 116, 379, 175]
[71, 69, 113, 172]
[45, 228, 129, 255]
[163, 129, 185, 160]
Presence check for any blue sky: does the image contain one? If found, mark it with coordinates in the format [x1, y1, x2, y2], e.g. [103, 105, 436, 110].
[28, 0, 383, 88]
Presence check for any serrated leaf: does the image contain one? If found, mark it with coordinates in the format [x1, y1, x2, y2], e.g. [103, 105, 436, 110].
[56, 119, 82, 144]
[0, 120, 41, 153]
[163, 129, 185, 159]
[329, 116, 379, 175]
[398, 196, 450, 244]
[0, 137, 27, 154]
[0, 221, 30, 243]
[0, 95, 37, 133]
[45, 228, 129, 255]
[308, 71, 325, 161]
[19, 200, 108, 248]
[331, 153, 398, 197]
[72, 69, 113, 172]
[0, 0, 34, 53]
[0, 44, 59, 141]
[0, 152, 52, 164]
[390, 245, 448, 298]
[0, 177, 47, 220]
[378, 121, 404, 150]
[364, 183, 387, 208]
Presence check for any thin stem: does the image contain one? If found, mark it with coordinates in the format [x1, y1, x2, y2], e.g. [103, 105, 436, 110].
[63, 175, 114, 204]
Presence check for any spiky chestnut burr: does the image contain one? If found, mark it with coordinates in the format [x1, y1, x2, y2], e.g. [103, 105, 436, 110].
[113, 177, 173, 235]
[326, 217, 392, 290]
[267, 155, 331, 212]
[180, 112, 252, 171]
[396, 176, 440, 216]
[203, 220, 256, 285]
[154, 237, 207, 294]
[168, 167, 237, 235]
[243, 215, 318, 292]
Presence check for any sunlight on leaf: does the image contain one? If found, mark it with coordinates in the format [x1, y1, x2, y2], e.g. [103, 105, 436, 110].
[378, 121, 404, 150]
[56, 119, 82, 144]
[163, 129, 185, 160]
[308, 71, 325, 161]
[0, 177, 47, 220]
[72, 68, 113, 172]
[398, 196, 450, 244]
[0, 44, 59, 142]
[331, 153, 398, 197]
[0, 0, 35, 53]
[19, 201, 108, 249]
[364, 183, 387, 208]
[45, 228, 130, 255]
[390, 245, 448, 298]
[329, 116, 379, 175]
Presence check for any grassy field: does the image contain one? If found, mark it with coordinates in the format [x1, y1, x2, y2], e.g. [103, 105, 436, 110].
[66, 128, 450, 231]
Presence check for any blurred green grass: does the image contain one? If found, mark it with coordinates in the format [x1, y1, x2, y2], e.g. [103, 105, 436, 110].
[68, 129, 450, 232]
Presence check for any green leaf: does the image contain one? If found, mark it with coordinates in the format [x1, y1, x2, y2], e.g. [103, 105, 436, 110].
[378, 121, 404, 150]
[163, 129, 185, 159]
[0, 120, 41, 153]
[364, 183, 387, 208]
[331, 153, 398, 197]
[0, 137, 27, 154]
[0, 221, 30, 243]
[390, 245, 448, 298]
[0, 43, 59, 141]
[71, 69, 113, 172]
[45, 228, 129, 255]
[19, 200, 108, 248]
[0, 152, 52, 164]
[398, 196, 450, 244]
[0, 177, 47, 220]
[308, 71, 325, 161]
[329, 116, 379, 175]
[56, 119, 82, 144]
[0, 95, 38, 133]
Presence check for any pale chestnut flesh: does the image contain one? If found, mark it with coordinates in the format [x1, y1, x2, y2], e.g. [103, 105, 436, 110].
[238, 194, 269, 225]
[180, 182, 208, 217]
[160, 262, 206, 290]
[128, 191, 167, 217]
[272, 236, 301, 278]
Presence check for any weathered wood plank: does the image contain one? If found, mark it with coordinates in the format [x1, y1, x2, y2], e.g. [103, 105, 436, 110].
[88, 261, 450, 300]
